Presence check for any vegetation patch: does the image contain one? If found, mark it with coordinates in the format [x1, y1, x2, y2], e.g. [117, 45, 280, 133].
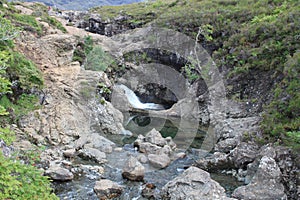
[0, 3, 58, 198]
[1, 0, 66, 35]
[11, 13, 43, 35]
[0, 151, 58, 200]
[73, 36, 116, 71]
[261, 51, 300, 150]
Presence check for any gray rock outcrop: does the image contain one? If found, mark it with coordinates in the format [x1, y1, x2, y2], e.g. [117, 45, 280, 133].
[232, 156, 287, 200]
[161, 166, 236, 200]
[229, 142, 259, 168]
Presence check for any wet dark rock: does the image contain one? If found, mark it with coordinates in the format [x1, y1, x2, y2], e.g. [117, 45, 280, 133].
[122, 156, 145, 181]
[142, 183, 156, 199]
[45, 166, 74, 181]
[229, 142, 259, 168]
[88, 15, 138, 37]
[135, 83, 178, 108]
[94, 179, 123, 200]
[161, 166, 236, 200]
[62, 11, 141, 37]
[196, 152, 232, 171]
[214, 138, 238, 153]
[232, 156, 287, 200]
[148, 153, 170, 169]
[63, 148, 76, 158]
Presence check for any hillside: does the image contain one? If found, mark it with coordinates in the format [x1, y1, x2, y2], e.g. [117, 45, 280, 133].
[9, 0, 145, 10]
[85, 0, 299, 149]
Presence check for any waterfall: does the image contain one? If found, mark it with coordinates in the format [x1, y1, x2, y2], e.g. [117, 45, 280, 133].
[117, 84, 165, 110]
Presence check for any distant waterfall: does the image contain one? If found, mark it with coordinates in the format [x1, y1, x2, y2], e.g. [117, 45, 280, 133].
[117, 84, 165, 110]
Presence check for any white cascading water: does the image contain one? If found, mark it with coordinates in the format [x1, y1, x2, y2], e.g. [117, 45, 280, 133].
[117, 84, 165, 110]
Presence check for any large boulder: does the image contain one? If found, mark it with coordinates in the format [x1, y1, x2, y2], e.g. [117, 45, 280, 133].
[161, 167, 236, 200]
[45, 166, 74, 181]
[148, 153, 170, 169]
[274, 146, 299, 199]
[122, 156, 145, 181]
[232, 156, 287, 200]
[196, 152, 232, 171]
[93, 101, 125, 135]
[241, 144, 299, 199]
[94, 179, 123, 199]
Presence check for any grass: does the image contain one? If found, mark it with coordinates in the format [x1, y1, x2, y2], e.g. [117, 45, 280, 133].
[261, 51, 300, 150]
[0, 94, 40, 123]
[1, 1, 66, 35]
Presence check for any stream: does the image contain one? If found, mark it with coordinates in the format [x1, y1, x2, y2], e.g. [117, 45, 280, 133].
[53, 114, 243, 199]
[53, 86, 244, 199]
